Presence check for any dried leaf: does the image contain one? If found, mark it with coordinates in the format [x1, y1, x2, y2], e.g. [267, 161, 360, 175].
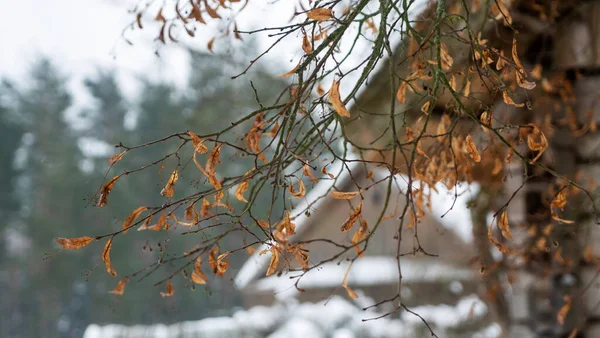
[465, 135, 481, 162]
[109, 278, 128, 295]
[341, 202, 362, 232]
[266, 247, 280, 276]
[316, 83, 325, 96]
[342, 262, 358, 298]
[160, 281, 174, 297]
[257, 220, 270, 229]
[307, 8, 333, 21]
[200, 198, 213, 217]
[215, 253, 229, 277]
[551, 190, 567, 210]
[331, 191, 360, 200]
[122, 206, 148, 233]
[143, 213, 167, 231]
[277, 60, 301, 78]
[464, 78, 471, 97]
[203, 0, 221, 18]
[155, 8, 166, 22]
[109, 151, 126, 165]
[396, 82, 408, 104]
[55, 236, 94, 250]
[328, 80, 350, 118]
[184, 201, 199, 225]
[502, 91, 524, 107]
[421, 101, 431, 115]
[516, 71, 536, 90]
[235, 180, 249, 202]
[207, 37, 215, 53]
[191, 256, 208, 284]
[498, 209, 512, 240]
[161, 170, 179, 197]
[488, 222, 509, 253]
[551, 209, 575, 224]
[302, 32, 312, 54]
[206, 144, 223, 177]
[136, 12, 143, 29]
[275, 210, 296, 238]
[289, 179, 306, 198]
[321, 165, 335, 179]
[440, 43, 454, 70]
[97, 176, 120, 208]
[526, 124, 548, 163]
[511, 37, 524, 72]
[557, 296, 572, 325]
[303, 163, 318, 182]
[189, 3, 206, 24]
[352, 220, 369, 254]
[103, 237, 117, 277]
[188, 131, 209, 153]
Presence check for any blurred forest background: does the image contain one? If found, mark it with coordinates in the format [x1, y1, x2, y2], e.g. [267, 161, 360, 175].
[0, 46, 286, 338]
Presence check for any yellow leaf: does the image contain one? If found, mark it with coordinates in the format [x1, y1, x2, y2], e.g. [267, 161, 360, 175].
[122, 206, 148, 233]
[97, 175, 120, 208]
[307, 8, 333, 21]
[109, 278, 128, 295]
[328, 80, 350, 118]
[191, 256, 208, 285]
[102, 237, 117, 277]
[331, 191, 360, 200]
[109, 151, 126, 165]
[161, 170, 179, 197]
[498, 209, 512, 240]
[55, 236, 94, 250]
[289, 178, 306, 198]
[160, 281, 174, 297]
[302, 32, 312, 54]
[341, 202, 362, 232]
[465, 135, 481, 162]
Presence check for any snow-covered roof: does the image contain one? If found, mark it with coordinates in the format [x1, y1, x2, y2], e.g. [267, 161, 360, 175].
[83, 294, 500, 338]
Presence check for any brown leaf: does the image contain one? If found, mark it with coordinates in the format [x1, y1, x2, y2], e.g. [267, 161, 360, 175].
[516, 71, 536, 90]
[160, 281, 174, 297]
[303, 163, 318, 182]
[188, 131, 209, 153]
[109, 151, 126, 165]
[464, 78, 471, 97]
[289, 179, 306, 198]
[55, 236, 94, 250]
[307, 8, 333, 21]
[155, 8, 166, 22]
[200, 198, 213, 217]
[207, 37, 215, 53]
[257, 220, 270, 229]
[103, 237, 117, 277]
[203, 0, 221, 18]
[136, 12, 143, 29]
[341, 202, 362, 232]
[551, 208, 575, 224]
[321, 165, 335, 179]
[440, 43, 454, 70]
[302, 32, 312, 54]
[328, 80, 350, 118]
[206, 144, 223, 178]
[161, 170, 179, 197]
[97, 176, 120, 208]
[316, 83, 325, 96]
[511, 37, 524, 72]
[488, 222, 509, 253]
[465, 135, 481, 162]
[421, 101, 431, 115]
[184, 201, 199, 225]
[143, 213, 167, 231]
[498, 209, 512, 240]
[235, 180, 249, 202]
[526, 124, 548, 163]
[275, 210, 296, 238]
[191, 256, 208, 284]
[352, 220, 369, 255]
[277, 60, 301, 78]
[551, 190, 567, 210]
[215, 253, 229, 277]
[122, 206, 148, 233]
[331, 191, 360, 200]
[109, 278, 128, 295]
[189, 3, 206, 24]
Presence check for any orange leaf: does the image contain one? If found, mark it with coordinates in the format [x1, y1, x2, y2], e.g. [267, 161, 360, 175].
[331, 191, 360, 200]
[55, 236, 94, 250]
[191, 256, 208, 285]
[142, 213, 167, 231]
[265, 247, 280, 276]
[316, 83, 325, 96]
[160, 281, 174, 297]
[108, 278, 128, 295]
[102, 237, 117, 277]
[352, 220, 369, 255]
[307, 8, 333, 21]
[396, 82, 407, 103]
[557, 296, 572, 325]
[235, 180, 249, 202]
[184, 201, 199, 225]
[188, 131, 209, 154]
[215, 253, 229, 277]
[328, 80, 350, 118]
[257, 220, 270, 229]
[97, 176, 120, 208]
[465, 135, 481, 162]
[277, 60, 301, 78]
[289, 178, 306, 198]
[200, 198, 213, 217]
[341, 202, 362, 232]
[342, 262, 358, 298]
[488, 222, 509, 253]
[122, 206, 148, 233]
[302, 32, 312, 54]
[502, 91, 524, 107]
[109, 151, 126, 165]
[161, 170, 179, 197]
[551, 190, 567, 210]
[206, 144, 223, 178]
[303, 163, 318, 182]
